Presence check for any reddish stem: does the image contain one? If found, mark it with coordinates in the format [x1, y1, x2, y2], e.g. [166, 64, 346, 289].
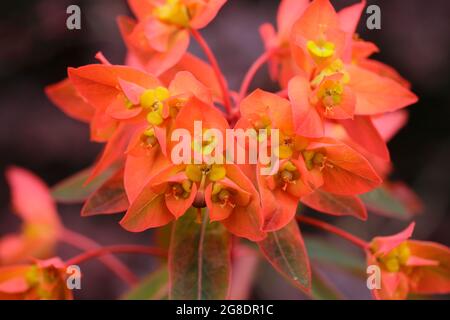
[60, 228, 138, 286]
[238, 50, 274, 102]
[296, 216, 368, 250]
[190, 29, 233, 115]
[65, 245, 167, 266]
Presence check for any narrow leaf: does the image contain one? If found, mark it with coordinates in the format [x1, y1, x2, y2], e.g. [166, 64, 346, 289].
[51, 165, 119, 203]
[302, 189, 367, 220]
[258, 220, 311, 293]
[123, 266, 168, 300]
[169, 209, 231, 300]
[359, 186, 410, 220]
[81, 169, 129, 216]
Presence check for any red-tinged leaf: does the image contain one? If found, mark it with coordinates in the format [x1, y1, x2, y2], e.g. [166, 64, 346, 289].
[169, 208, 232, 300]
[123, 266, 169, 300]
[51, 165, 120, 203]
[339, 115, 390, 161]
[45, 78, 94, 123]
[359, 186, 412, 220]
[301, 189, 367, 220]
[153, 223, 173, 250]
[258, 219, 311, 293]
[120, 193, 174, 232]
[81, 169, 129, 216]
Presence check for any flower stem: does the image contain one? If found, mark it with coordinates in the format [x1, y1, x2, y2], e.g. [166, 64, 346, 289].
[60, 228, 139, 286]
[191, 29, 233, 115]
[296, 216, 368, 250]
[65, 245, 167, 267]
[238, 50, 274, 102]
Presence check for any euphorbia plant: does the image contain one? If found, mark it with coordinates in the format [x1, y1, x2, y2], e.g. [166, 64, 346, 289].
[2, 0, 449, 300]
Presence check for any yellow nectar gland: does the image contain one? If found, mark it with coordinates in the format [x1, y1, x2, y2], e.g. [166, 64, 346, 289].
[140, 127, 158, 149]
[168, 180, 192, 200]
[211, 183, 235, 209]
[140, 86, 171, 126]
[277, 133, 309, 159]
[25, 265, 60, 299]
[185, 164, 226, 183]
[316, 79, 344, 115]
[311, 59, 350, 88]
[307, 39, 335, 59]
[252, 116, 272, 142]
[192, 130, 219, 156]
[303, 150, 328, 171]
[153, 0, 190, 27]
[378, 242, 411, 273]
[277, 161, 300, 191]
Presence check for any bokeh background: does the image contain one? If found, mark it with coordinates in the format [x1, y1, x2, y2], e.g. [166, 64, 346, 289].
[0, 0, 449, 299]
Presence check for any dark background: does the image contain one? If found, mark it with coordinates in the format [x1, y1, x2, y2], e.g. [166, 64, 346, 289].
[0, 0, 449, 299]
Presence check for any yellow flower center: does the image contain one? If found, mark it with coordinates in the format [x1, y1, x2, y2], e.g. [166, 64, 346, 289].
[311, 59, 350, 87]
[303, 150, 329, 171]
[185, 164, 226, 183]
[168, 180, 191, 199]
[276, 134, 309, 159]
[379, 242, 411, 273]
[211, 183, 235, 208]
[277, 161, 300, 191]
[307, 39, 335, 59]
[140, 86, 171, 126]
[316, 80, 344, 115]
[153, 0, 190, 27]
[140, 127, 158, 149]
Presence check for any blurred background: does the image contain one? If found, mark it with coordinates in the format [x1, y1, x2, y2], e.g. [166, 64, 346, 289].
[0, 0, 449, 299]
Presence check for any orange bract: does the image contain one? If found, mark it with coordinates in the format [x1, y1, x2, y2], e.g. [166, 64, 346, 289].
[35, 0, 447, 301]
[368, 223, 450, 300]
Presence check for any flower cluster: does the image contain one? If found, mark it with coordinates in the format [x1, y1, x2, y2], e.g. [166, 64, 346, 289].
[1, 0, 447, 300]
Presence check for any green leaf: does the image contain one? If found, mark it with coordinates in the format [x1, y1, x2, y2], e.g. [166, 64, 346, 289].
[258, 220, 311, 293]
[51, 165, 119, 203]
[359, 186, 410, 220]
[304, 236, 365, 277]
[123, 266, 168, 300]
[169, 208, 231, 300]
[81, 169, 129, 216]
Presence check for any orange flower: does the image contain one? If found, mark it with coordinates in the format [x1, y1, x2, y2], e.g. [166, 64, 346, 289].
[0, 258, 72, 300]
[120, 98, 265, 241]
[67, 64, 212, 181]
[0, 167, 61, 266]
[236, 89, 379, 231]
[259, 0, 309, 87]
[119, 0, 227, 75]
[368, 223, 450, 299]
[288, 0, 417, 138]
